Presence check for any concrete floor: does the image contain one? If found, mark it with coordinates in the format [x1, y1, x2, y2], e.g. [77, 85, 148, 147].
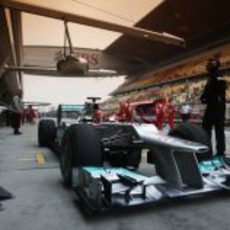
[0, 123, 230, 230]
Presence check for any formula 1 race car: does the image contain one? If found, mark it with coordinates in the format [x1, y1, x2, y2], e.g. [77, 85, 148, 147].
[38, 103, 230, 211]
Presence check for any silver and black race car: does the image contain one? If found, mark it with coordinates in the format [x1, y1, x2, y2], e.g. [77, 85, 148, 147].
[38, 104, 230, 211]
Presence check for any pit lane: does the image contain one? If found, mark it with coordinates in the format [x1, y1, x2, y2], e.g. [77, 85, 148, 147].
[0, 123, 230, 230]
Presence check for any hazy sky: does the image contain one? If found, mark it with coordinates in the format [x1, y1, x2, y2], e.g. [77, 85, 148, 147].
[23, 74, 125, 106]
[20, 0, 162, 106]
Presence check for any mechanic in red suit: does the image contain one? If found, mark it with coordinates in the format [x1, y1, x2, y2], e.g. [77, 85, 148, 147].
[154, 98, 167, 130]
[116, 100, 133, 122]
[165, 98, 176, 129]
[136, 98, 166, 129]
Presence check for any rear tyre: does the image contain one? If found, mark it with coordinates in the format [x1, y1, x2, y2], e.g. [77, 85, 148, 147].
[60, 124, 102, 187]
[169, 123, 212, 161]
[38, 119, 56, 147]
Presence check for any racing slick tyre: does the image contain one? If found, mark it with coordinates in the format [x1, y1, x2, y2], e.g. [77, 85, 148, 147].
[169, 123, 212, 161]
[38, 119, 56, 147]
[60, 123, 102, 187]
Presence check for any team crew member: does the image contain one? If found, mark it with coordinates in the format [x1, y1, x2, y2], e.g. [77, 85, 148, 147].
[11, 90, 24, 135]
[165, 98, 176, 129]
[179, 103, 192, 122]
[115, 100, 133, 122]
[200, 55, 227, 158]
[154, 98, 167, 130]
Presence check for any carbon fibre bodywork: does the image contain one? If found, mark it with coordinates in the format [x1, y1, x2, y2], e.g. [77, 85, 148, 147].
[69, 123, 230, 210]
[38, 119, 230, 211]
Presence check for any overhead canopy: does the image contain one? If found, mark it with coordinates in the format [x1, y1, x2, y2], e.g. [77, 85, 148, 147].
[0, 0, 187, 79]
[1, 0, 230, 101]
[4, 0, 229, 73]
[105, 0, 230, 69]
[2, 0, 183, 48]
[1, 0, 229, 67]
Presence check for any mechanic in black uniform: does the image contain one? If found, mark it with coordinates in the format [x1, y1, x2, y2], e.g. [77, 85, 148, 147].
[200, 55, 228, 159]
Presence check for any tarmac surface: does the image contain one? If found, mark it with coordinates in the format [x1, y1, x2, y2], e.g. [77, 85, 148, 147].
[0, 122, 230, 230]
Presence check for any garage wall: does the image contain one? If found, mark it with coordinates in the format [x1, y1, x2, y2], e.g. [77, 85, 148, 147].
[0, 6, 20, 103]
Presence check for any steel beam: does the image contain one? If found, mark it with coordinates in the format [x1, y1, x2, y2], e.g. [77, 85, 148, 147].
[10, 9, 23, 88]
[0, 0, 185, 47]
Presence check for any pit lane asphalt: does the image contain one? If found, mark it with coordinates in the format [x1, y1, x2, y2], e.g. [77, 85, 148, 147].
[0, 122, 230, 230]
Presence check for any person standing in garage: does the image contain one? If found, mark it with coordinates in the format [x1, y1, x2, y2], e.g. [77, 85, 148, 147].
[11, 90, 24, 135]
[200, 54, 228, 160]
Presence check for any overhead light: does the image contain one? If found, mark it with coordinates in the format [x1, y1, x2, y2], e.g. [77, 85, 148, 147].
[56, 55, 89, 75]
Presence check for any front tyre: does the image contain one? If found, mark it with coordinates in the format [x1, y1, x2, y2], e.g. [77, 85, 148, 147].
[60, 124, 102, 187]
